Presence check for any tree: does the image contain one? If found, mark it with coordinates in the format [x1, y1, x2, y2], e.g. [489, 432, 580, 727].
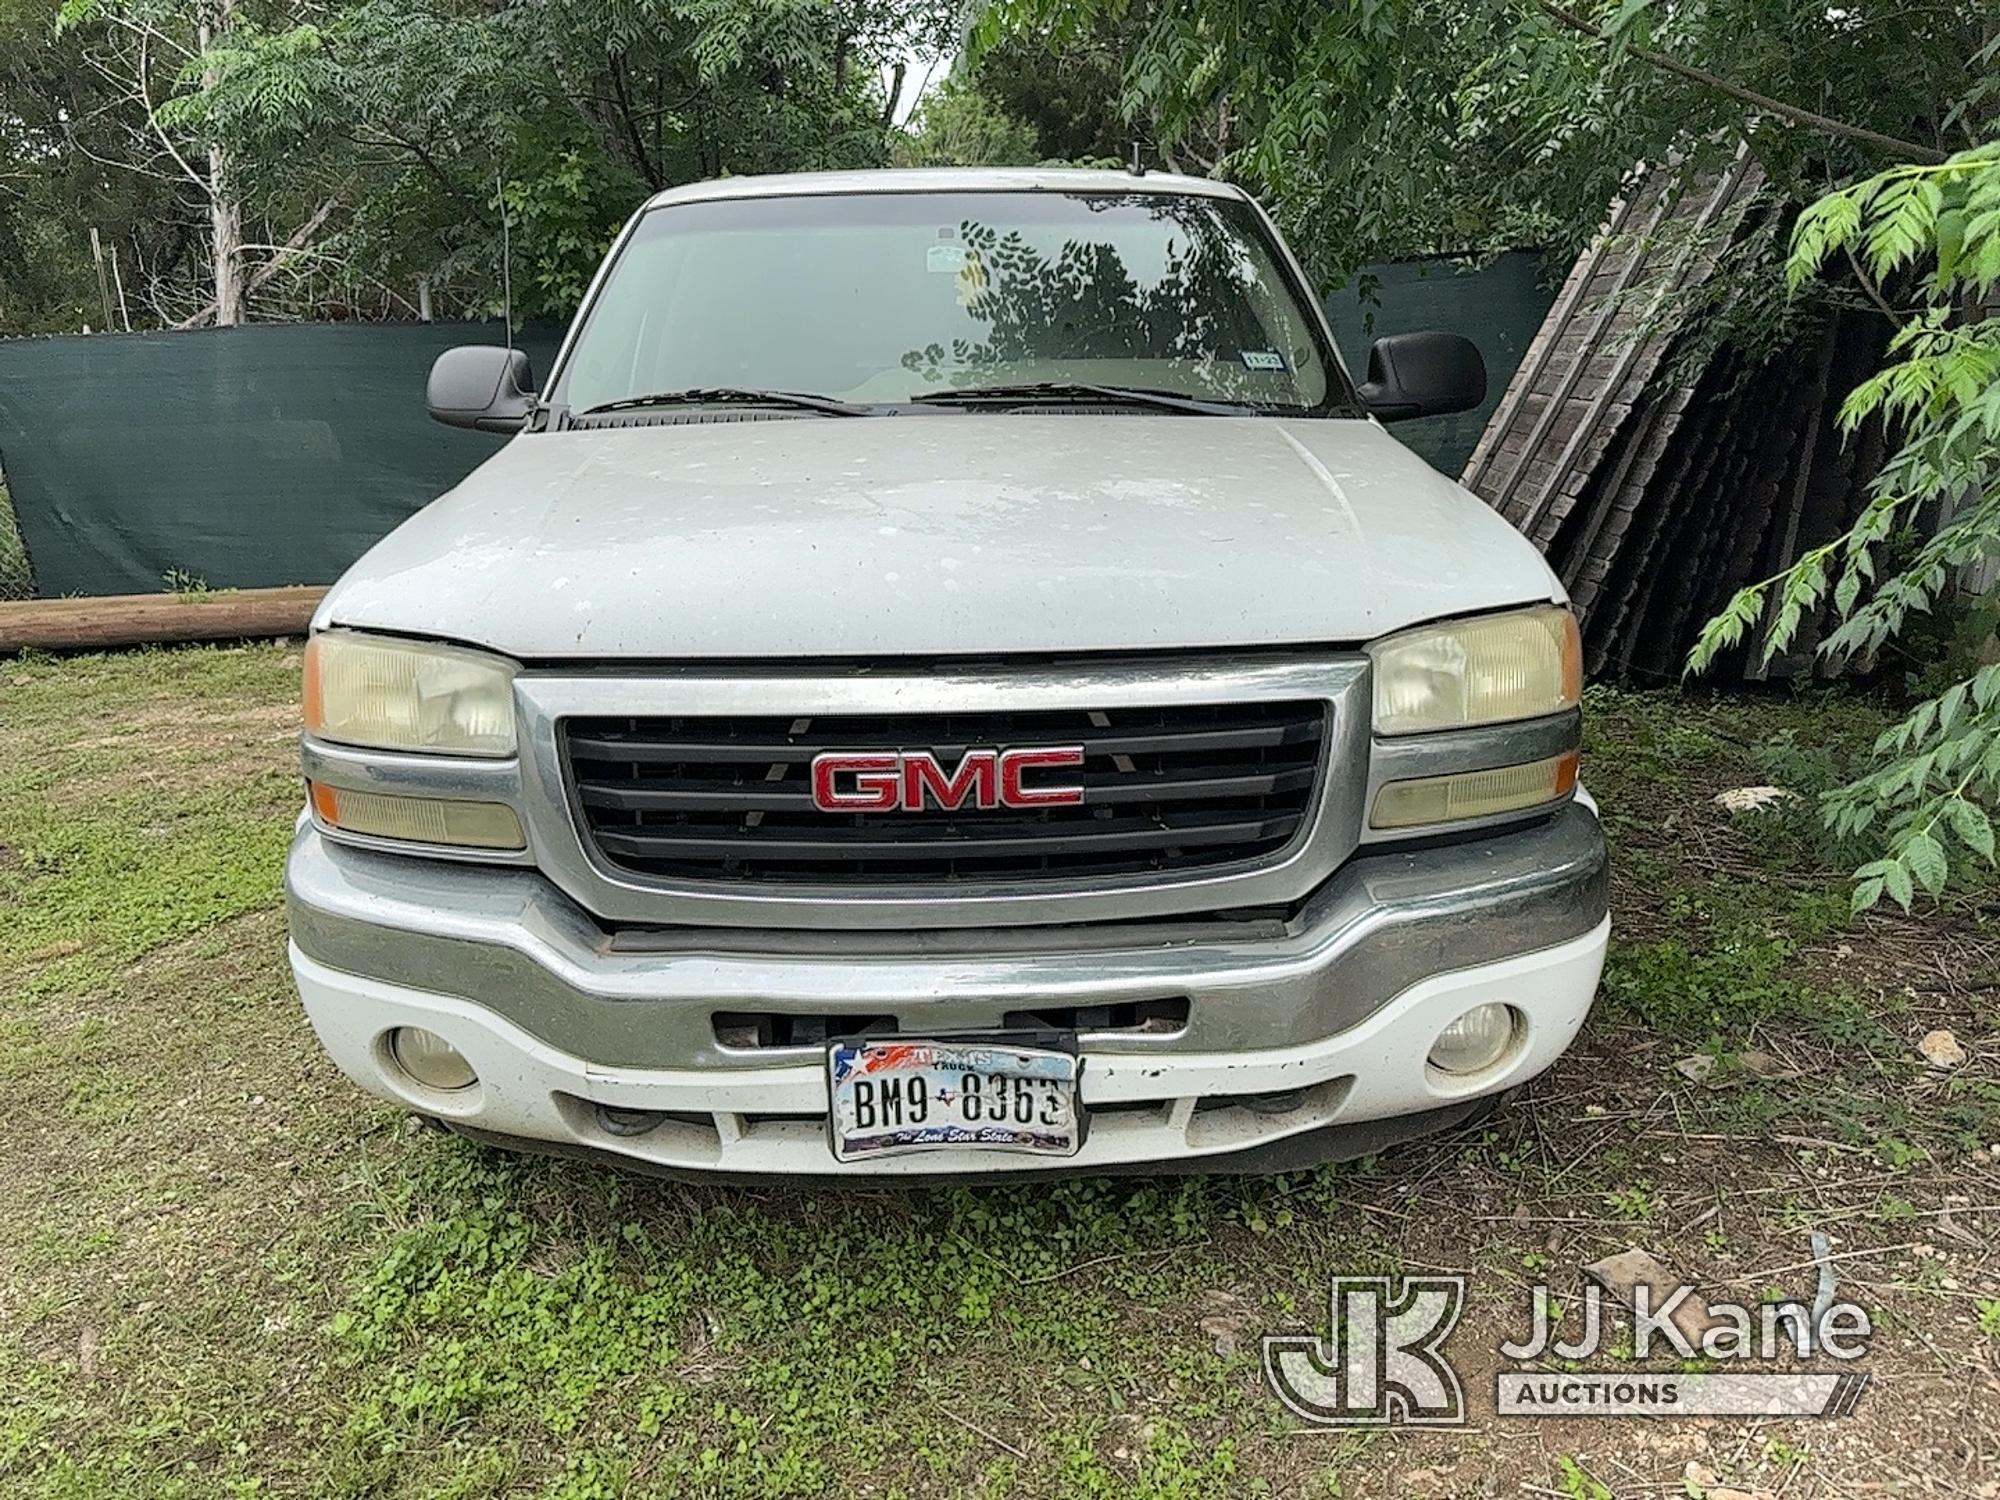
[0, 0, 184, 331]
[895, 76, 1040, 167]
[968, 25, 1136, 167]
[1690, 145, 2000, 911]
[195, 0, 242, 323]
[0, 0, 261, 330]
[983, 0, 1990, 279]
[4, 0, 958, 330]
[180, 0, 958, 321]
[47, 0, 282, 326]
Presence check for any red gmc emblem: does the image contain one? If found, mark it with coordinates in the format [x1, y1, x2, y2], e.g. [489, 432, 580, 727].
[811, 746, 1086, 812]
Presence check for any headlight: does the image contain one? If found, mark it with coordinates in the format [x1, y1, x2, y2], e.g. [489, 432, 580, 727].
[304, 631, 517, 756]
[1369, 605, 1581, 735]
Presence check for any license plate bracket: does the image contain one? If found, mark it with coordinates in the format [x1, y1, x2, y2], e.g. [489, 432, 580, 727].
[826, 1032, 1085, 1162]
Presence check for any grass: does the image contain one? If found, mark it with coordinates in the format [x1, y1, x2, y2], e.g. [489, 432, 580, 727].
[4, 649, 2000, 1497]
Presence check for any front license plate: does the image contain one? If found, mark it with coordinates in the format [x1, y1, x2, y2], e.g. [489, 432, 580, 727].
[827, 1038, 1084, 1162]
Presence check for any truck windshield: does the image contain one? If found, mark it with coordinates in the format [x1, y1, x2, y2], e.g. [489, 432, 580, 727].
[551, 189, 1349, 416]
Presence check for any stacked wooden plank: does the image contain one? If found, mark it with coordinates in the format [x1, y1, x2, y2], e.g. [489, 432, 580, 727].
[1463, 151, 1890, 681]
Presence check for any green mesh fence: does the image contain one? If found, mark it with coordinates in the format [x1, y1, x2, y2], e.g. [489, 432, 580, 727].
[1321, 249, 1557, 477]
[0, 322, 562, 599]
[0, 253, 1552, 601]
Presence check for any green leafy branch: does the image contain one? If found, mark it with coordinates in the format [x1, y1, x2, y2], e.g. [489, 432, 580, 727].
[1688, 141, 2000, 912]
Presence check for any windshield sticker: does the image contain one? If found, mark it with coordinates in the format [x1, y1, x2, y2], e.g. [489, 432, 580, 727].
[957, 251, 989, 308]
[1242, 350, 1288, 372]
[927, 244, 968, 274]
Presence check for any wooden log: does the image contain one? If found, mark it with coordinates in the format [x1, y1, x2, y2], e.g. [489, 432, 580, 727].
[0, 585, 326, 652]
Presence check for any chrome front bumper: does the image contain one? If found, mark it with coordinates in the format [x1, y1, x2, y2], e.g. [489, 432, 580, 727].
[285, 798, 1609, 1175]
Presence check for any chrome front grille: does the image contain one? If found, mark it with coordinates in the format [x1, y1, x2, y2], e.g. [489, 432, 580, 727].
[562, 701, 1327, 886]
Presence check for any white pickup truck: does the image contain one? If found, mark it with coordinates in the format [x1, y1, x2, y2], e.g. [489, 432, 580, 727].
[285, 167, 1608, 1177]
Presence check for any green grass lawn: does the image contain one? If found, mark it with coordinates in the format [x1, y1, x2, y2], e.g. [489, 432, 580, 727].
[3, 645, 1998, 1498]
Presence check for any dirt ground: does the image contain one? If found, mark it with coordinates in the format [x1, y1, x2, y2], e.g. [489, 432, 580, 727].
[4, 642, 1999, 1499]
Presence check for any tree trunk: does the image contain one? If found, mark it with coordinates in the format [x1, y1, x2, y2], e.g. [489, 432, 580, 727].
[208, 148, 243, 325]
[200, 0, 244, 326]
[880, 62, 905, 129]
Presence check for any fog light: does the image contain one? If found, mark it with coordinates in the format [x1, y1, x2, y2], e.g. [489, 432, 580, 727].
[1427, 1003, 1516, 1075]
[310, 782, 524, 850]
[388, 1027, 477, 1091]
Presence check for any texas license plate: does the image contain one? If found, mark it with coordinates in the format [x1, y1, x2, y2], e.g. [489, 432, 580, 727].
[827, 1038, 1084, 1162]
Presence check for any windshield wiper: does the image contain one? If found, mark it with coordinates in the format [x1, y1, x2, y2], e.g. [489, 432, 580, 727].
[909, 380, 1243, 416]
[577, 387, 873, 418]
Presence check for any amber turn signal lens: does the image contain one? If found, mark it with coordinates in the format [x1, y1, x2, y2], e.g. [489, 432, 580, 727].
[308, 781, 524, 850]
[1369, 750, 1579, 830]
[302, 636, 325, 736]
[1556, 609, 1583, 704]
[309, 779, 340, 825]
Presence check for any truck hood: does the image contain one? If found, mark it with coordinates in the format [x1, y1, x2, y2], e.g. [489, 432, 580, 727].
[317, 416, 1562, 660]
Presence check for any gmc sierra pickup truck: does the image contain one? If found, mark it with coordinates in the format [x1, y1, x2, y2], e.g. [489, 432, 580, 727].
[285, 166, 1608, 1177]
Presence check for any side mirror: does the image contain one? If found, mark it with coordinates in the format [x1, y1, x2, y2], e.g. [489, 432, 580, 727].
[427, 345, 537, 432]
[1356, 332, 1486, 421]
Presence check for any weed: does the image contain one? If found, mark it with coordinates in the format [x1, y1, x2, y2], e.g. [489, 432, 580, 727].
[1555, 1455, 1612, 1500]
[1603, 1182, 1662, 1222]
[1878, 1137, 1926, 1170]
[1976, 1299, 2000, 1337]
[1763, 1435, 1809, 1467]
[161, 566, 213, 601]
[1600, 927, 1893, 1052]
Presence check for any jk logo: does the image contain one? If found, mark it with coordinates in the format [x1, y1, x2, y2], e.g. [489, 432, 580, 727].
[1262, 1275, 1467, 1426]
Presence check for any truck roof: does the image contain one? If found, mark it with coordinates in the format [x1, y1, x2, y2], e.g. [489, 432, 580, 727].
[641, 166, 1248, 212]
